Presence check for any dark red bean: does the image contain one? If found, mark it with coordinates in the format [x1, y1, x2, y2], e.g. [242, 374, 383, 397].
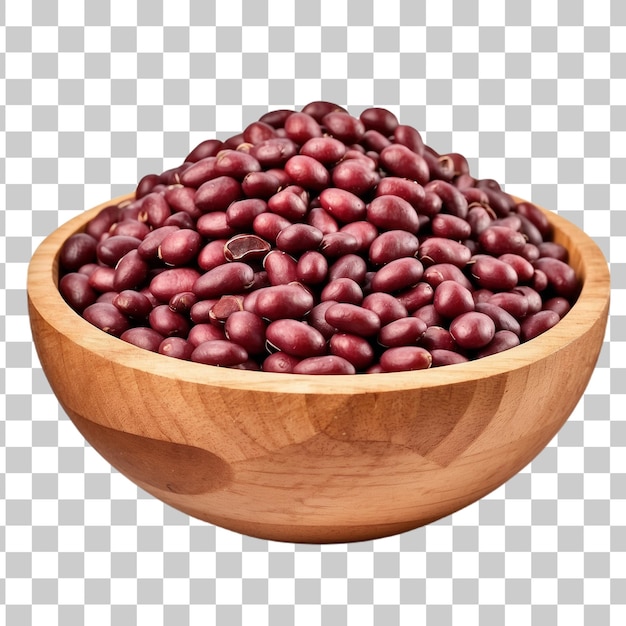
[157, 229, 203, 266]
[424, 180, 469, 219]
[374, 177, 426, 210]
[197, 239, 228, 271]
[223, 233, 271, 262]
[419, 326, 456, 351]
[378, 317, 427, 348]
[477, 330, 521, 358]
[499, 253, 535, 282]
[85, 205, 121, 240]
[318, 188, 367, 223]
[434, 280, 475, 319]
[470, 256, 518, 291]
[517, 214, 544, 247]
[331, 159, 379, 196]
[380, 144, 430, 186]
[324, 303, 381, 337]
[306, 301, 338, 339]
[168, 291, 198, 315]
[262, 351, 301, 373]
[139, 192, 171, 228]
[163, 211, 195, 229]
[339, 221, 378, 252]
[415, 190, 443, 218]
[539, 241, 570, 262]
[521, 243, 540, 263]
[196, 211, 236, 239]
[193, 263, 254, 299]
[380, 346, 432, 372]
[250, 137, 299, 168]
[370, 257, 424, 293]
[194, 175, 242, 212]
[258, 108, 294, 128]
[368, 230, 420, 265]
[423, 263, 473, 290]
[360, 129, 392, 153]
[319, 231, 360, 258]
[225, 198, 268, 229]
[266, 319, 326, 357]
[299, 136, 346, 165]
[479, 226, 527, 256]
[263, 250, 299, 285]
[533, 257, 578, 298]
[320, 278, 364, 305]
[359, 107, 399, 135]
[474, 302, 521, 335]
[393, 124, 425, 155]
[150, 267, 202, 302]
[252, 212, 292, 244]
[419, 238, 471, 268]
[292, 355, 356, 375]
[191, 340, 248, 367]
[362, 292, 408, 326]
[60, 233, 98, 271]
[296, 250, 328, 285]
[208, 295, 245, 326]
[449, 311, 496, 349]
[488, 291, 529, 319]
[328, 254, 367, 284]
[243, 120, 277, 144]
[431, 349, 469, 367]
[214, 149, 261, 180]
[521, 309, 561, 341]
[431, 214, 472, 240]
[396, 282, 434, 313]
[515, 201, 551, 237]
[164, 185, 202, 219]
[185, 138, 223, 163]
[275, 223, 324, 255]
[178, 156, 219, 188]
[367, 195, 420, 234]
[514, 286, 543, 314]
[322, 111, 365, 144]
[120, 327, 164, 352]
[113, 249, 149, 292]
[241, 171, 281, 200]
[88, 266, 116, 293]
[187, 322, 225, 347]
[158, 336, 194, 360]
[255, 284, 315, 320]
[82, 302, 130, 337]
[542, 296, 571, 318]
[284, 112, 323, 144]
[112, 289, 153, 319]
[301, 100, 348, 121]
[137, 225, 179, 261]
[135, 173, 161, 198]
[96, 235, 142, 267]
[149, 304, 190, 337]
[59, 272, 98, 312]
[267, 187, 308, 221]
[329, 333, 374, 370]
[306, 207, 339, 235]
[284, 154, 330, 191]
[224, 310, 266, 355]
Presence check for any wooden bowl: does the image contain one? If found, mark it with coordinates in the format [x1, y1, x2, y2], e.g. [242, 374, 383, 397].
[28, 194, 610, 543]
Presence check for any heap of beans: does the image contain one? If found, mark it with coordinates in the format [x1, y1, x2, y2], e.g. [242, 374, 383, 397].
[58, 102, 579, 375]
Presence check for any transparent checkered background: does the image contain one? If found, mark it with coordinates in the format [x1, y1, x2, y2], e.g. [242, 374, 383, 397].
[2, 0, 625, 624]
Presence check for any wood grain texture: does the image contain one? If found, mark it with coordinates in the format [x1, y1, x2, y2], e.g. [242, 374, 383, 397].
[28, 195, 610, 543]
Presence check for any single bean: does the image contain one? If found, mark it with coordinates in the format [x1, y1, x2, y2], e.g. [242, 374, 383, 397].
[60, 233, 98, 271]
[164, 185, 202, 219]
[255, 284, 315, 320]
[224, 233, 271, 262]
[423, 263, 473, 290]
[178, 156, 219, 188]
[380, 346, 432, 372]
[149, 304, 190, 337]
[368, 230, 420, 265]
[275, 223, 324, 255]
[431, 213, 472, 240]
[424, 180, 469, 219]
[222, 133, 245, 149]
[479, 186, 516, 217]
[521, 243, 540, 262]
[225, 198, 268, 229]
[360, 106, 399, 135]
[197, 239, 228, 271]
[434, 280, 475, 319]
[476, 330, 521, 358]
[533, 257, 578, 298]
[284, 111, 323, 143]
[470, 255, 519, 291]
[77, 262, 99, 277]
[267, 187, 309, 221]
[378, 317, 427, 348]
[262, 351, 301, 373]
[150, 267, 202, 302]
[214, 149, 261, 180]
[135, 173, 161, 198]
[263, 250, 299, 285]
[292, 355, 356, 375]
[320, 277, 364, 305]
[370, 257, 424, 293]
[331, 159, 379, 196]
[419, 325, 456, 351]
[163, 211, 195, 229]
[224, 310, 266, 355]
[396, 282, 434, 313]
[318, 187, 367, 223]
[542, 296, 571, 318]
[137, 225, 179, 261]
[299, 136, 346, 166]
[113, 289, 153, 319]
[498, 253, 535, 282]
[157, 228, 203, 266]
[479, 225, 527, 256]
[340, 221, 379, 252]
[88, 266, 116, 293]
[209, 294, 245, 325]
[113, 249, 149, 292]
[418, 238, 472, 268]
[474, 302, 521, 335]
[521, 310, 561, 341]
[249, 137, 299, 168]
[360, 129, 392, 153]
[241, 171, 281, 200]
[515, 201, 551, 237]
[488, 291, 529, 319]
[266, 319, 326, 357]
[120, 327, 164, 352]
[367, 195, 420, 233]
[168, 291, 198, 315]
[322, 111, 366, 143]
[158, 336, 195, 360]
[319, 231, 360, 258]
[296, 250, 328, 285]
[243, 120, 277, 144]
[306, 207, 339, 235]
[329, 333, 375, 370]
[284, 154, 330, 191]
[191, 340, 249, 367]
[252, 212, 292, 244]
[96, 235, 142, 267]
[431, 349, 469, 367]
[324, 302, 381, 337]
[379, 143, 429, 186]
[415, 190, 443, 217]
[514, 286, 543, 314]
[85, 205, 121, 240]
[374, 176, 426, 209]
[194, 175, 242, 212]
[188, 323, 225, 347]
[328, 254, 367, 284]
[139, 192, 171, 228]
[184, 138, 223, 163]
[82, 302, 131, 337]
[449, 311, 496, 349]
[516, 213, 544, 247]
[59, 272, 98, 312]
[193, 262, 254, 299]
[196, 212, 237, 239]
[362, 292, 408, 326]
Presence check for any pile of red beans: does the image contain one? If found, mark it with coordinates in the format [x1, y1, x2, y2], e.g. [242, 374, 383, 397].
[58, 102, 579, 375]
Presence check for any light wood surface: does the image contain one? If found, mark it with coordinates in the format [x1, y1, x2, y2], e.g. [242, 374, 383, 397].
[28, 194, 610, 543]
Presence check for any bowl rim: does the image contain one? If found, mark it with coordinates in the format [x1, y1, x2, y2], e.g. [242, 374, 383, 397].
[28, 193, 611, 395]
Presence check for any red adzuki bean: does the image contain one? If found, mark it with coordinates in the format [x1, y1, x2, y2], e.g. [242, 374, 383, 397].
[59, 103, 580, 373]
